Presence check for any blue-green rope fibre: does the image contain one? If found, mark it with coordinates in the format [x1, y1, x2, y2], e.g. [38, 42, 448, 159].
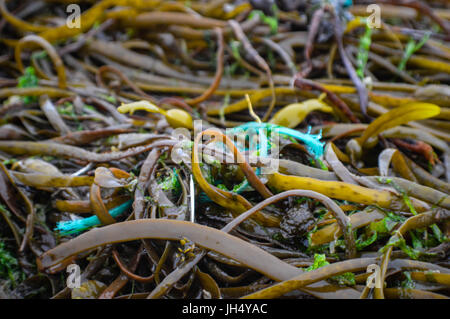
[55, 200, 133, 236]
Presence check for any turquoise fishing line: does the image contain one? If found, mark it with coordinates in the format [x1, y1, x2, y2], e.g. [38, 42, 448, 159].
[228, 122, 324, 158]
[200, 122, 324, 200]
[55, 199, 133, 236]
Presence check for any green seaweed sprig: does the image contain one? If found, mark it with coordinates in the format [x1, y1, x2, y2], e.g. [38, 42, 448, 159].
[356, 23, 372, 79]
[398, 32, 431, 71]
[306, 254, 356, 286]
[248, 6, 279, 35]
[159, 168, 181, 194]
[0, 241, 23, 287]
[17, 66, 38, 104]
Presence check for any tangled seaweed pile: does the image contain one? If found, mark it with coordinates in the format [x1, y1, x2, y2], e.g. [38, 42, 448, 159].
[0, 0, 449, 299]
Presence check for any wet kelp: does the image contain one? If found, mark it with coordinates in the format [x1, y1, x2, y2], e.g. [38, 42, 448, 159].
[0, 0, 449, 299]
